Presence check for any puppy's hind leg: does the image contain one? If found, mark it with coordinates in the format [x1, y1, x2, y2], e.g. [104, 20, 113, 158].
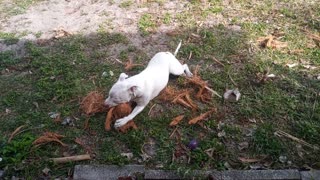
[182, 64, 193, 77]
[169, 60, 193, 78]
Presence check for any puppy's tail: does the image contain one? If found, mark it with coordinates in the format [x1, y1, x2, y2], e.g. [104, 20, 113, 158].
[173, 40, 182, 57]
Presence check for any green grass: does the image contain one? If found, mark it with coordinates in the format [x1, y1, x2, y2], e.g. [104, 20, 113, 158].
[119, 0, 133, 8]
[0, 0, 44, 18]
[1, 0, 320, 178]
[0, 32, 20, 45]
[138, 13, 157, 36]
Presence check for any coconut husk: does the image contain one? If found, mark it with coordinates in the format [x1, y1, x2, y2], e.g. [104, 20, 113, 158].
[188, 108, 216, 125]
[105, 103, 138, 133]
[33, 132, 67, 147]
[184, 66, 213, 102]
[80, 91, 106, 115]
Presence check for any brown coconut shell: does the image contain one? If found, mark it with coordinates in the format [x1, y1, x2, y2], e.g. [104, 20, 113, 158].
[105, 103, 138, 133]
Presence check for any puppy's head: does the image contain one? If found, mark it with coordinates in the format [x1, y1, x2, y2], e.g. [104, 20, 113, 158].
[104, 73, 138, 107]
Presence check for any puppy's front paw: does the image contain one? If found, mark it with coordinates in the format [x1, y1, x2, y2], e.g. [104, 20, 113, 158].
[186, 72, 193, 77]
[114, 118, 128, 128]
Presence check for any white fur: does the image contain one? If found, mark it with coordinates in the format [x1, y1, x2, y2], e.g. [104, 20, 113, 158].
[104, 52, 193, 128]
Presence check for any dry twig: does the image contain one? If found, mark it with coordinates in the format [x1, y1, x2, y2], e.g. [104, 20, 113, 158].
[8, 125, 25, 143]
[275, 130, 319, 150]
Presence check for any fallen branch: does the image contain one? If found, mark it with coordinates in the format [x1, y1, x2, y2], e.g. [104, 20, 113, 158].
[275, 130, 319, 150]
[50, 154, 91, 163]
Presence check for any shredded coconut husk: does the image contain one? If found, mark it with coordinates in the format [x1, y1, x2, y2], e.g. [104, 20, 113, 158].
[33, 132, 67, 147]
[80, 91, 106, 115]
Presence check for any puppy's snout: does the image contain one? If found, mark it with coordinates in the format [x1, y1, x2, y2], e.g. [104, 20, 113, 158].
[103, 101, 110, 108]
[104, 103, 110, 109]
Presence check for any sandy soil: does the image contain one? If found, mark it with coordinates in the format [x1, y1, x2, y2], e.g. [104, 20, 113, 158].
[0, 0, 198, 56]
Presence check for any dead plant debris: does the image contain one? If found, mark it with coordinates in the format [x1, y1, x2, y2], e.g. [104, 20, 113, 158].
[33, 132, 67, 147]
[80, 91, 106, 115]
[8, 125, 26, 143]
[188, 108, 216, 125]
[125, 58, 144, 71]
[257, 35, 288, 49]
[169, 115, 185, 126]
[53, 27, 72, 39]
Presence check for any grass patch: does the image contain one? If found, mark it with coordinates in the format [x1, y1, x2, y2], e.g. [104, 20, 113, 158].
[0, 0, 44, 18]
[119, 0, 133, 8]
[252, 123, 285, 158]
[138, 13, 157, 36]
[0, 32, 19, 45]
[1, 0, 320, 178]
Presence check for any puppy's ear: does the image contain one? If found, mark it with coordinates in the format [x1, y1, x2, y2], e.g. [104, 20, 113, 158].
[118, 73, 128, 82]
[128, 86, 138, 97]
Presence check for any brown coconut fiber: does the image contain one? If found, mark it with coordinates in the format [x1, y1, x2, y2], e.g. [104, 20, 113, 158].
[80, 91, 106, 115]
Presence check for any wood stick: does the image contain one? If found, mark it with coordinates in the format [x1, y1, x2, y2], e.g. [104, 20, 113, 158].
[205, 86, 222, 98]
[228, 74, 238, 87]
[114, 58, 124, 64]
[212, 56, 225, 67]
[50, 154, 91, 163]
[148, 104, 156, 116]
[275, 130, 319, 150]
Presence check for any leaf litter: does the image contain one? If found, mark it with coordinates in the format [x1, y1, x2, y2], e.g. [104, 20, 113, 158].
[124, 58, 144, 71]
[257, 35, 288, 49]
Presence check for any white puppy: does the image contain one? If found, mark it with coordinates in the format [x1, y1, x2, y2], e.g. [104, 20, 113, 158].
[104, 51, 193, 128]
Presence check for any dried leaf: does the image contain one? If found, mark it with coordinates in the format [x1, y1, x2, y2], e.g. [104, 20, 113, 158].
[258, 35, 288, 49]
[8, 125, 25, 143]
[43, 132, 65, 139]
[124, 59, 143, 71]
[188, 108, 216, 125]
[169, 115, 185, 126]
